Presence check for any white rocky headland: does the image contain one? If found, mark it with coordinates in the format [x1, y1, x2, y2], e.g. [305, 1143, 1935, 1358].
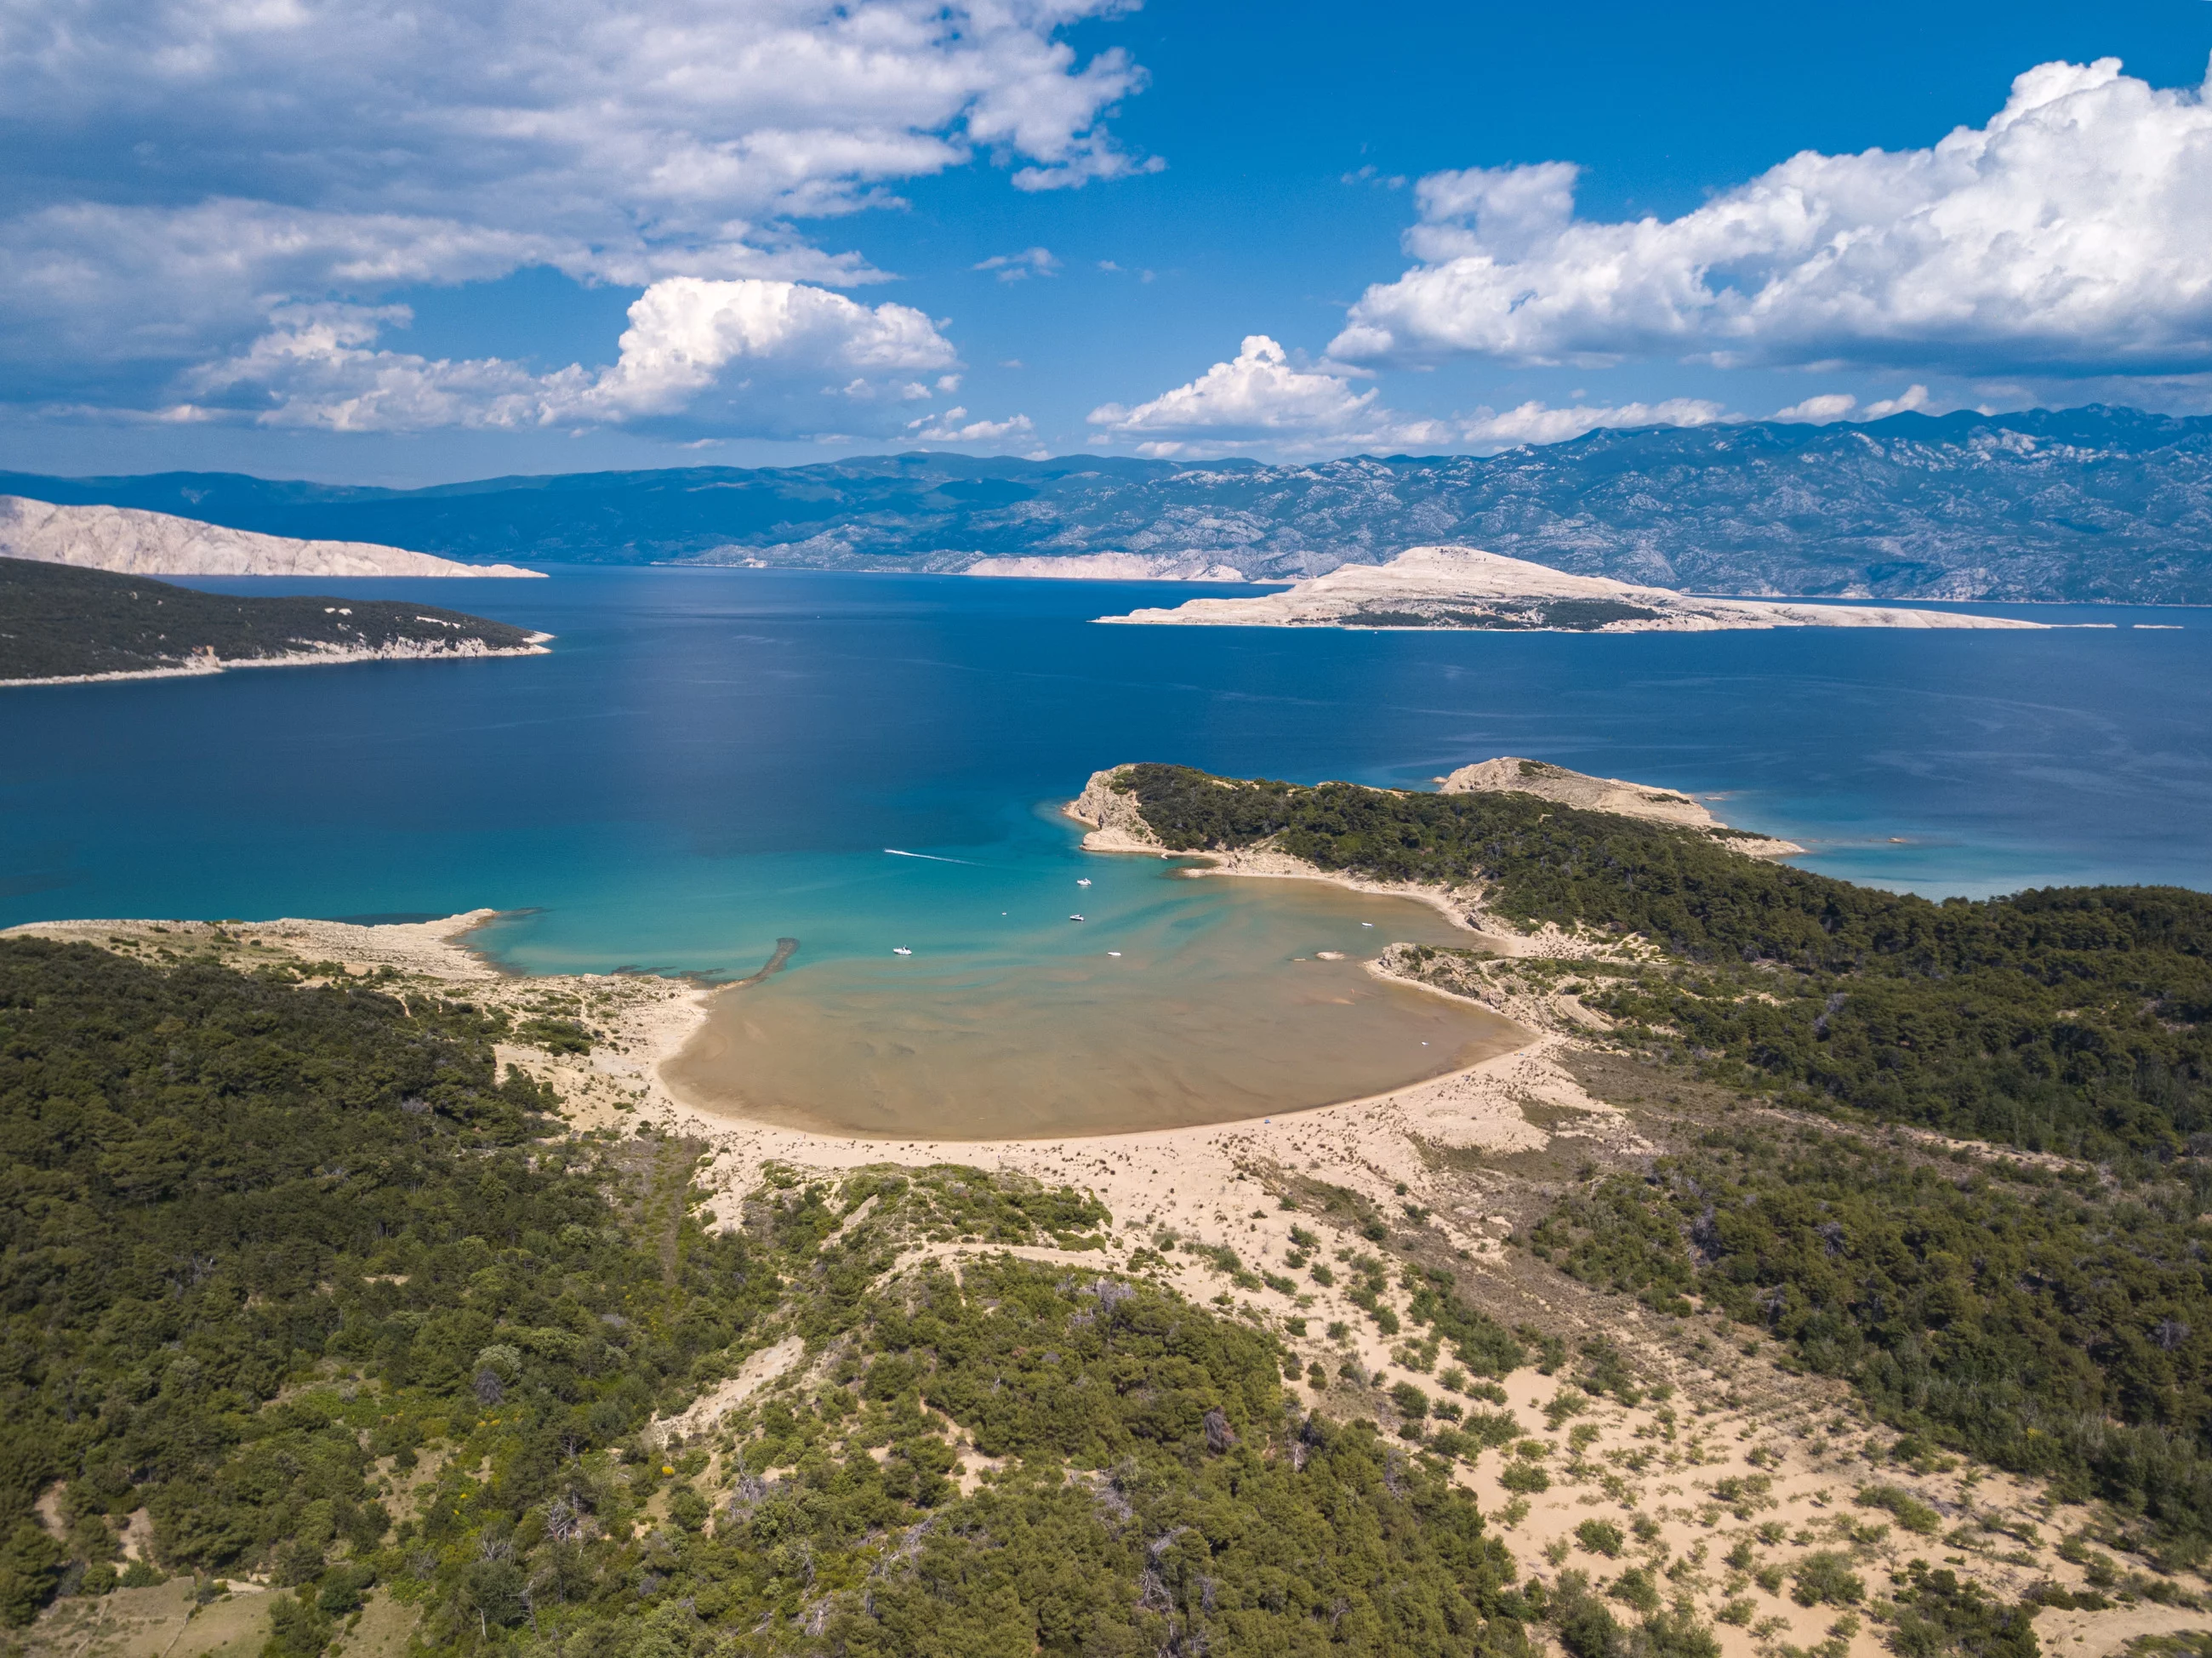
[0, 496, 544, 578]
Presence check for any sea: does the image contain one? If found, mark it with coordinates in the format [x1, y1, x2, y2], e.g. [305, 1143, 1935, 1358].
[5, 567, 2208, 1136]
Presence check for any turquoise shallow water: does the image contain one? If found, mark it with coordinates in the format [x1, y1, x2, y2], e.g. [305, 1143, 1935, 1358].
[3, 567, 2209, 1131]
[5, 566, 2207, 955]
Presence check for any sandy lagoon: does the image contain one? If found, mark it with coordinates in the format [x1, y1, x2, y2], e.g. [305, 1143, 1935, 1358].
[661, 873, 1525, 1139]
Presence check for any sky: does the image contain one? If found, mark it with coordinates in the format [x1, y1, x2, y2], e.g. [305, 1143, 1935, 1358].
[5, 0, 2212, 485]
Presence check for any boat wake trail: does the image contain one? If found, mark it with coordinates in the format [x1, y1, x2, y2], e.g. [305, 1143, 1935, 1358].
[883, 848, 977, 865]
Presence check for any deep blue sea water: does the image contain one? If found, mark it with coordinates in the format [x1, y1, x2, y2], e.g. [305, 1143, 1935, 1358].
[5, 566, 2209, 966]
[9, 566, 2207, 1133]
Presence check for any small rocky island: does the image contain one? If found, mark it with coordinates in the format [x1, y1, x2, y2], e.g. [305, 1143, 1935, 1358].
[1097, 544, 2046, 631]
[0, 556, 551, 685]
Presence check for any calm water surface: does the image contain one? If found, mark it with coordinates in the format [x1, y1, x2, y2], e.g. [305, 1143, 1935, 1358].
[5, 567, 2207, 1134]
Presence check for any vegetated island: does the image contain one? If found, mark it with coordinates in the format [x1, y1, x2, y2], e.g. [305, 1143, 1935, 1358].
[0, 495, 543, 579]
[0, 556, 552, 686]
[5, 759, 2211, 1655]
[1097, 545, 2048, 631]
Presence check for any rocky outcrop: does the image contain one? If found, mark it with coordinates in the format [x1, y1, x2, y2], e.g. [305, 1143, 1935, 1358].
[1440, 758, 1719, 826]
[0, 496, 543, 578]
[1440, 756, 1805, 857]
[1067, 766, 1164, 852]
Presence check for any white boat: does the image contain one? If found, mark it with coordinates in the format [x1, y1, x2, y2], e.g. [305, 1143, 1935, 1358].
[892, 946, 913, 955]
[1069, 914, 1085, 921]
[1107, 951, 1122, 957]
[1077, 878, 1092, 886]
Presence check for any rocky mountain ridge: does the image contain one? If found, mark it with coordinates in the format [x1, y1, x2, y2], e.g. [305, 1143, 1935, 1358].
[5, 403, 2209, 601]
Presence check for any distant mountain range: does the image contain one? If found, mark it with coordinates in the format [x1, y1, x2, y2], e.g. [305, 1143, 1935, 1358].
[8, 403, 2211, 601]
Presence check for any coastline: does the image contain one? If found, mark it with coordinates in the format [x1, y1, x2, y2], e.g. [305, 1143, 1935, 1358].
[1065, 766, 1633, 959]
[0, 634, 553, 689]
[2, 907, 1584, 1279]
[16, 802, 2209, 1647]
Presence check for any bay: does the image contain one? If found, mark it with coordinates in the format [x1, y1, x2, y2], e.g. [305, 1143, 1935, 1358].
[4, 566, 2207, 1134]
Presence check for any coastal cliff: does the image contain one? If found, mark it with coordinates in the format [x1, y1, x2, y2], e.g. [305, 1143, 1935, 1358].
[0, 495, 543, 578]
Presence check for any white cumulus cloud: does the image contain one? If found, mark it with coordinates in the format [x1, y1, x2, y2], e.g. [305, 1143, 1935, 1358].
[586, 277, 957, 417]
[0, 0, 1156, 421]
[1086, 335, 1451, 455]
[1773, 385, 1931, 424]
[1087, 335, 1728, 459]
[1332, 57, 2212, 379]
[904, 406, 1037, 442]
[180, 277, 970, 436]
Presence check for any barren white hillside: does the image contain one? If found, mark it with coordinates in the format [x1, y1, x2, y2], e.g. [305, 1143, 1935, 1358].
[0, 497, 543, 578]
[1097, 544, 2044, 630]
[1440, 756, 1807, 856]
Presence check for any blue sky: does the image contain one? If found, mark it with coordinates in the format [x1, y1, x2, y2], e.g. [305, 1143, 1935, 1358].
[4, 0, 2211, 484]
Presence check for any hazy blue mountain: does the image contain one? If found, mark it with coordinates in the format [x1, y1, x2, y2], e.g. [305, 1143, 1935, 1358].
[9, 404, 2211, 601]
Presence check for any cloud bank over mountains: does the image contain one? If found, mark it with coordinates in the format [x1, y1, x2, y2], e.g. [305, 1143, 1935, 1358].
[1079, 56, 2212, 460]
[1084, 335, 1730, 459]
[1332, 58, 2212, 378]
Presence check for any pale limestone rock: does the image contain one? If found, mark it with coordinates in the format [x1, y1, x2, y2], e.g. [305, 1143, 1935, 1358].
[0, 496, 543, 578]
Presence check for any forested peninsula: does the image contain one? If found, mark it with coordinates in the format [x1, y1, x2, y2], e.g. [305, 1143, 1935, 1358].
[1101, 763, 2212, 1541]
[7, 766, 2212, 1656]
[0, 559, 549, 685]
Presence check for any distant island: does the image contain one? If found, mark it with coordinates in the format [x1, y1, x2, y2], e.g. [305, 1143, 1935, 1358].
[0, 557, 551, 685]
[0, 495, 543, 579]
[1095, 545, 2047, 632]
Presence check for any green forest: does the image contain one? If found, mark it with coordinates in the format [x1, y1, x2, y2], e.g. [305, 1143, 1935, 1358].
[0, 938, 1543, 1655]
[0, 558, 538, 681]
[1112, 762, 2212, 1553]
[14, 758, 2212, 1650]
[1527, 1123, 2212, 1556]
[1111, 764, 2212, 1162]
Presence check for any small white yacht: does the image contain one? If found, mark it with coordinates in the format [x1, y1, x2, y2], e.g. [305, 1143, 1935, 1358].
[892, 946, 913, 955]
[1069, 913, 1086, 921]
[1076, 878, 1092, 886]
